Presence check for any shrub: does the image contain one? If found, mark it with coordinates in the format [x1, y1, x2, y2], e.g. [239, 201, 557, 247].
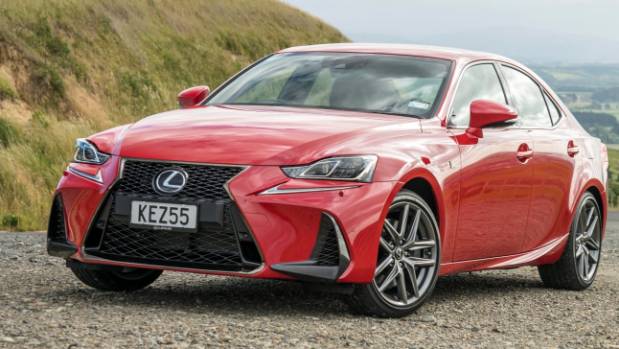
[31, 111, 50, 128]
[33, 17, 70, 59]
[1, 213, 19, 229]
[0, 78, 16, 100]
[0, 117, 20, 147]
[30, 65, 65, 102]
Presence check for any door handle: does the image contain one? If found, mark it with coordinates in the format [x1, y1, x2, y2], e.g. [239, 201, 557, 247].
[516, 143, 533, 163]
[567, 140, 579, 157]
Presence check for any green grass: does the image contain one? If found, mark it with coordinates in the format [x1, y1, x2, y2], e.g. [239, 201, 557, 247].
[607, 148, 619, 208]
[0, 117, 21, 147]
[0, 78, 16, 100]
[0, 0, 347, 230]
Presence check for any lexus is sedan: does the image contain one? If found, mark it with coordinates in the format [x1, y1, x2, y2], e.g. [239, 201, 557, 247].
[47, 44, 607, 317]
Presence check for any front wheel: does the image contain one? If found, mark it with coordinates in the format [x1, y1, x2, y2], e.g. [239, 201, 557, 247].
[70, 264, 163, 292]
[348, 190, 440, 317]
[538, 191, 603, 290]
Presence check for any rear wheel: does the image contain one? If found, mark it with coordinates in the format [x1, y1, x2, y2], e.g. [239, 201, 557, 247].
[538, 191, 602, 290]
[348, 190, 440, 317]
[70, 264, 162, 292]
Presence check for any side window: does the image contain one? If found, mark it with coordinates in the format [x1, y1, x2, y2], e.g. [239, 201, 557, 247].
[543, 92, 562, 125]
[501, 66, 552, 128]
[450, 64, 507, 127]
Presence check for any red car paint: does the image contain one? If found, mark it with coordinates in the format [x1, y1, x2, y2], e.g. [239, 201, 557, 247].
[54, 44, 607, 283]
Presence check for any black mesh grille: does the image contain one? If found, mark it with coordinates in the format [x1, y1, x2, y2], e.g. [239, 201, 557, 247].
[84, 160, 260, 271]
[119, 160, 243, 200]
[312, 214, 341, 266]
[92, 205, 244, 270]
[47, 196, 67, 242]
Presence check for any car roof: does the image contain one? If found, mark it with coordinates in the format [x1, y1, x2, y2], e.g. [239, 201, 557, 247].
[279, 43, 511, 63]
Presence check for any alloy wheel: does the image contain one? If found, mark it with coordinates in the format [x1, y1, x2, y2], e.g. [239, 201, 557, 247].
[574, 197, 602, 282]
[373, 201, 438, 307]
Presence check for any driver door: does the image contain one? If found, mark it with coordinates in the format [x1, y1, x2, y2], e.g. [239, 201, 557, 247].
[449, 63, 533, 261]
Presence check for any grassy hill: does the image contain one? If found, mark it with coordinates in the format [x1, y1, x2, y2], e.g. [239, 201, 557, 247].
[0, 0, 347, 230]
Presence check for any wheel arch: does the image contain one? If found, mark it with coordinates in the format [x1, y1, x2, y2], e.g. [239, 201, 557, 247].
[392, 167, 446, 239]
[580, 179, 607, 239]
[402, 178, 440, 228]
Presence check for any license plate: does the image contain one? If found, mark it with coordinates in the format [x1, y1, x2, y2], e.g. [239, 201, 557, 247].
[130, 201, 198, 230]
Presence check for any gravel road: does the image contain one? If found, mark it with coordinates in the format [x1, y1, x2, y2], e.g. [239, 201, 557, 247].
[1, 215, 618, 349]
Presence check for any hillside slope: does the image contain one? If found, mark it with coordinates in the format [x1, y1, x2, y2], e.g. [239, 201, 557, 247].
[0, 0, 347, 230]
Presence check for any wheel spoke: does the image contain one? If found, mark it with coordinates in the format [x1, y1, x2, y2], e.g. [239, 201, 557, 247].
[408, 209, 422, 243]
[578, 253, 585, 277]
[380, 237, 393, 252]
[587, 250, 598, 263]
[375, 255, 393, 275]
[399, 204, 410, 238]
[575, 245, 584, 258]
[403, 239, 435, 251]
[396, 265, 408, 302]
[585, 239, 600, 251]
[404, 256, 435, 267]
[403, 262, 419, 297]
[585, 207, 595, 227]
[583, 249, 590, 276]
[585, 215, 598, 238]
[575, 234, 585, 244]
[383, 220, 399, 242]
[379, 264, 399, 292]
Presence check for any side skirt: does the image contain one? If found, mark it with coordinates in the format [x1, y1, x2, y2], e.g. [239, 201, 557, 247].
[439, 233, 569, 276]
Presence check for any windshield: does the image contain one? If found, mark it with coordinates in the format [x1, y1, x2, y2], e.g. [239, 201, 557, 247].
[206, 52, 452, 118]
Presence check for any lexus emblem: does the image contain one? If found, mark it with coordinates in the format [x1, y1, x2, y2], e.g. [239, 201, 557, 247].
[154, 169, 188, 194]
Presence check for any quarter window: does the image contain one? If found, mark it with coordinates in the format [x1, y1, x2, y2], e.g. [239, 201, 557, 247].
[543, 92, 562, 125]
[450, 64, 507, 127]
[501, 66, 552, 128]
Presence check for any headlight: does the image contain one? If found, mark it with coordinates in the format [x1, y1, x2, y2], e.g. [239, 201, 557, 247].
[281, 155, 377, 182]
[73, 138, 110, 164]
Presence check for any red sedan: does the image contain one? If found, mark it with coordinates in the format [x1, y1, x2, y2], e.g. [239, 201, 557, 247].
[48, 44, 607, 317]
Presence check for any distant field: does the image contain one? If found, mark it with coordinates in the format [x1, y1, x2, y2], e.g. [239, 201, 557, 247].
[539, 65, 619, 151]
[532, 64, 619, 91]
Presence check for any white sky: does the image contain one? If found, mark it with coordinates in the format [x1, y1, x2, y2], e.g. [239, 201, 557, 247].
[284, 0, 619, 64]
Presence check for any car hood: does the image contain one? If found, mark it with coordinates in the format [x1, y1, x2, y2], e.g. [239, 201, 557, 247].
[114, 105, 419, 165]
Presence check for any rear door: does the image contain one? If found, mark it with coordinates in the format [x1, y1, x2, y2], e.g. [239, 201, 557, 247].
[450, 63, 534, 261]
[500, 65, 576, 251]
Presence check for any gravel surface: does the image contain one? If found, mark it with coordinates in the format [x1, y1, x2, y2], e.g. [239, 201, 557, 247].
[1, 214, 618, 348]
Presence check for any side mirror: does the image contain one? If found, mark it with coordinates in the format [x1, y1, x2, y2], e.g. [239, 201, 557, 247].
[177, 85, 210, 108]
[467, 99, 517, 138]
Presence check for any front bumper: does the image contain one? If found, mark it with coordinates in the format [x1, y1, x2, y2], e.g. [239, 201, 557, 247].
[49, 157, 396, 283]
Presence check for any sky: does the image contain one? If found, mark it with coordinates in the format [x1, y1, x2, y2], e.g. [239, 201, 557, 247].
[284, 0, 619, 65]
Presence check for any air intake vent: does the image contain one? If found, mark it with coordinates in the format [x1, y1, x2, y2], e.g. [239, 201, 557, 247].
[47, 196, 67, 242]
[311, 214, 341, 266]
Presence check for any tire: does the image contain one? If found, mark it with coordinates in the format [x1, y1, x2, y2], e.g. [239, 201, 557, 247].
[70, 265, 162, 292]
[348, 190, 440, 317]
[538, 191, 603, 290]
